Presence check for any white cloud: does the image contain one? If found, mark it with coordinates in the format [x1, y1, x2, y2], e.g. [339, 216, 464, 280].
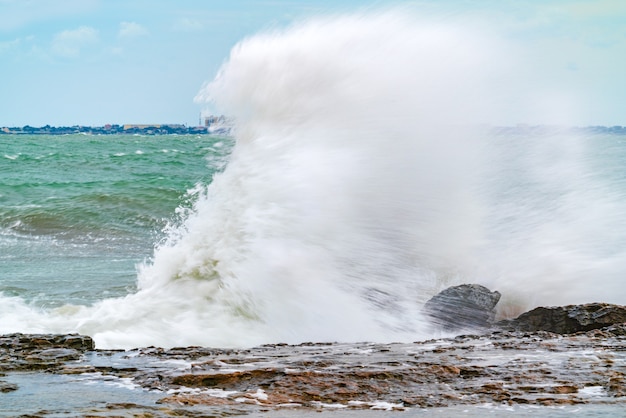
[118, 21, 149, 38]
[51, 26, 98, 57]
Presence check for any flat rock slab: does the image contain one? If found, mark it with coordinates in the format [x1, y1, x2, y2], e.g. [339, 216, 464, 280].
[143, 328, 626, 409]
[0, 333, 94, 372]
[2, 327, 626, 415]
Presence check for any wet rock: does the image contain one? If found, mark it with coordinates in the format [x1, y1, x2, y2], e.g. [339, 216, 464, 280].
[602, 323, 626, 336]
[0, 333, 94, 372]
[172, 369, 284, 389]
[3, 327, 626, 413]
[497, 303, 626, 334]
[0, 379, 18, 393]
[423, 284, 501, 331]
[25, 348, 82, 363]
[0, 333, 94, 351]
[552, 385, 578, 394]
[606, 372, 626, 397]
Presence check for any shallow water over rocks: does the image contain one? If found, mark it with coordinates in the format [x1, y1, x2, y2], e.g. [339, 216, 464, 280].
[1, 326, 626, 416]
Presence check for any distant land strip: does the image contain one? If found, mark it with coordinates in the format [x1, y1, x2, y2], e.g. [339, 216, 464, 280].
[0, 121, 231, 136]
[1, 124, 625, 136]
[491, 125, 626, 135]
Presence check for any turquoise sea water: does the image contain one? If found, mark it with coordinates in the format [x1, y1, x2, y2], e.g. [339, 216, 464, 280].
[0, 134, 232, 308]
[1, 129, 626, 350]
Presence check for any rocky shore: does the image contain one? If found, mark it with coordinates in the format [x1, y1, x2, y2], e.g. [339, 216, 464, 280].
[2, 296, 626, 416]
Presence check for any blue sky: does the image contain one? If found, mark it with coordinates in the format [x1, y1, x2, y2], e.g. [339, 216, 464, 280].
[1, 0, 625, 127]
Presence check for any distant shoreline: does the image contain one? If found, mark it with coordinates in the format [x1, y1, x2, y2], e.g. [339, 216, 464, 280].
[1, 124, 625, 136]
[0, 123, 230, 136]
[491, 124, 626, 135]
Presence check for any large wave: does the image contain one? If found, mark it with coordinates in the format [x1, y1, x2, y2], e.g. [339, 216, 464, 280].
[1, 10, 625, 349]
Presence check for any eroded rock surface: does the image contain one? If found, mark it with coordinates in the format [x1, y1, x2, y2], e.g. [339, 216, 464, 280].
[0, 333, 94, 372]
[129, 328, 626, 411]
[1, 308, 626, 415]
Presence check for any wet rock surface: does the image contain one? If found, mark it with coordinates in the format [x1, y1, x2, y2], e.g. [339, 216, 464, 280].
[0, 333, 94, 372]
[423, 284, 501, 330]
[0, 380, 18, 393]
[146, 329, 626, 410]
[1, 323, 626, 416]
[497, 303, 626, 334]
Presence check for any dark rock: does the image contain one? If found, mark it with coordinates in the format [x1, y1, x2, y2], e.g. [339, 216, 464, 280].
[423, 284, 501, 331]
[0, 333, 94, 372]
[0, 333, 94, 351]
[600, 323, 626, 336]
[25, 348, 82, 363]
[0, 380, 18, 393]
[497, 303, 626, 334]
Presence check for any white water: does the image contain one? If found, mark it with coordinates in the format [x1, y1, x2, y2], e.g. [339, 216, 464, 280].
[2, 11, 626, 349]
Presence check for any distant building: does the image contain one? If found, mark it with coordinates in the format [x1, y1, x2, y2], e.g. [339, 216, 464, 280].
[203, 115, 227, 127]
[123, 124, 161, 130]
[123, 124, 186, 131]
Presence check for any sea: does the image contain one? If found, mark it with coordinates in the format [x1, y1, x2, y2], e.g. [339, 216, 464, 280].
[2, 10, 626, 352]
[2, 126, 626, 351]
[0, 133, 231, 316]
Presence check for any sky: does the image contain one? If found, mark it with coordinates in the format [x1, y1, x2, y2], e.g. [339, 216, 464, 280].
[0, 0, 625, 127]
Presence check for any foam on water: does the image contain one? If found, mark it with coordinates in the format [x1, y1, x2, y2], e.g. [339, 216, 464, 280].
[1, 10, 625, 348]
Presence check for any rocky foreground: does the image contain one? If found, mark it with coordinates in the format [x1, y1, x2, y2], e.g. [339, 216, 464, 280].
[1, 299, 626, 416]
